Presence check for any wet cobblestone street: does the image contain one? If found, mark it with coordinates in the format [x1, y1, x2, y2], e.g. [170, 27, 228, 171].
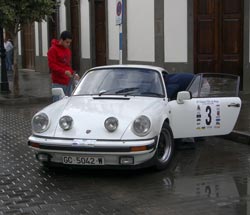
[1, 103, 250, 215]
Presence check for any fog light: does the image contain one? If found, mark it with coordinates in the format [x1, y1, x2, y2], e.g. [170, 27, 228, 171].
[120, 157, 134, 165]
[36, 153, 50, 162]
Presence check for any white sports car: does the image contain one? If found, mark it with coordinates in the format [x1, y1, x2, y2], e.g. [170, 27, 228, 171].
[28, 65, 241, 170]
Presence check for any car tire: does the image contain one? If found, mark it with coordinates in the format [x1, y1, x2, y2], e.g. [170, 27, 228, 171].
[154, 123, 174, 170]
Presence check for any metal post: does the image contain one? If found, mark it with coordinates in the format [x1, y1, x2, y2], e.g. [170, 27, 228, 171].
[119, 24, 122, 65]
[0, 26, 9, 93]
[116, 0, 123, 64]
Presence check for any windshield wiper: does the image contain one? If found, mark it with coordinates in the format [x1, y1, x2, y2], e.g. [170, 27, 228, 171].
[98, 87, 139, 96]
[115, 87, 139, 94]
[98, 88, 122, 96]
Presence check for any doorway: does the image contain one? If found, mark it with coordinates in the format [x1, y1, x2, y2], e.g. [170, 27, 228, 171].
[22, 23, 35, 70]
[194, 0, 243, 80]
[93, 0, 107, 66]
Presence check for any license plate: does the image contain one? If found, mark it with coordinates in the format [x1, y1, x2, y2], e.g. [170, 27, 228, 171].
[62, 156, 104, 165]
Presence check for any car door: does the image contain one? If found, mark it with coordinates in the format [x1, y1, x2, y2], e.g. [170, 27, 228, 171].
[167, 73, 241, 138]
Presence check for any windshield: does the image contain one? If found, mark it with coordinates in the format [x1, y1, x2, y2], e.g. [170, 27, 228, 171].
[73, 68, 165, 97]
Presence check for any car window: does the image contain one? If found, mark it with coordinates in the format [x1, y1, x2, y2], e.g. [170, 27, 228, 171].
[187, 76, 201, 97]
[164, 73, 195, 100]
[188, 73, 240, 97]
[73, 68, 165, 97]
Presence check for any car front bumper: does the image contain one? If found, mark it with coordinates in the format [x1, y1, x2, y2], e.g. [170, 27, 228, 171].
[28, 135, 158, 167]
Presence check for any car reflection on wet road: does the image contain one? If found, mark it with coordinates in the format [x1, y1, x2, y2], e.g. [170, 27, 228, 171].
[0, 103, 249, 215]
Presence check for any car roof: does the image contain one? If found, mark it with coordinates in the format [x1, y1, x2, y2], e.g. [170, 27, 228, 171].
[88, 64, 167, 73]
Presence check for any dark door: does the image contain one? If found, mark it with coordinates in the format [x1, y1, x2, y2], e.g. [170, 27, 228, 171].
[48, 11, 58, 48]
[70, 0, 80, 71]
[22, 23, 35, 69]
[94, 0, 107, 66]
[194, 0, 243, 78]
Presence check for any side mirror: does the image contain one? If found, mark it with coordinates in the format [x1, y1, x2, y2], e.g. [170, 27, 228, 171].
[177, 91, 192, 104]
[52, 88, 65, 100]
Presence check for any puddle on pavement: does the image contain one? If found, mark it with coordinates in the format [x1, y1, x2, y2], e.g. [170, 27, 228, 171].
[164, 174, 246, 198]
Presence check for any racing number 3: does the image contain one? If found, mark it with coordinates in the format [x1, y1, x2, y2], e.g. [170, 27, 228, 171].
[205, 106, 212, 125]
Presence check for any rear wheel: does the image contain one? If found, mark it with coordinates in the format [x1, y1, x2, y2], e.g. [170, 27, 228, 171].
[154, 123, 174, 170]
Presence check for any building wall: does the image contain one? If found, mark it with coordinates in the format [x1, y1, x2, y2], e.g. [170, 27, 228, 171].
[108, 0, 119, 61]
[59, 1, 67, 32]
[17, 0, 250, 92]
[244, 0, 250, 92]
[164, 0, 187, 63]
[80, 0, 91, 59]
[163, 0, 194, 74]
[79, 0, 92, 73]
[127, 0, 155, 62]
[120, 0, 193, 73]
[34, 21, 50, 73]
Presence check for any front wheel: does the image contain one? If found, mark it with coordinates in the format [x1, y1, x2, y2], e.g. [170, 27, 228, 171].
[154, 123, 174, 170]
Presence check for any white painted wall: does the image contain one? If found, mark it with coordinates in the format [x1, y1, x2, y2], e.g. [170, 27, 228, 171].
[41, 21, 48, 56]
[18, 31, 21, 55]
[60, 1, 67, 32]
[164, 0, 187, 62]
[108, 0, 119, 60]
[35, 22, 39, 56]
[80, 0, 90, 59]
[127, 0, 155, 62]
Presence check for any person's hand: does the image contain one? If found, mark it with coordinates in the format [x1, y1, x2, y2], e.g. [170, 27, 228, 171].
[65, 70, 72, 78]
[74, 73, 80, 80]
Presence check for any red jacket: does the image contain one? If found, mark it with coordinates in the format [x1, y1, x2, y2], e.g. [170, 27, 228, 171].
[47, 39, 73, 85]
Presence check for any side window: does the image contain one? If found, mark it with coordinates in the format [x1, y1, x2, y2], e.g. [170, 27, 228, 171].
[187, 74, 240, 98]
[200, 78, 211, 97]
[201, 75, 239, 97]
[187, 76, 201, 98]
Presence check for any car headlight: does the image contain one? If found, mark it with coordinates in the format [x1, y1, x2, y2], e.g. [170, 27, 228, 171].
[132, 115, 151, 137]
[32, 113, 49, 133]
[59, 116, 73, 130]
[104, 117, 118, 132]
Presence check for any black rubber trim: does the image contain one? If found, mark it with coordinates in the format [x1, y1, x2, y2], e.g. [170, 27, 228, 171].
[93, 97, 130, 100]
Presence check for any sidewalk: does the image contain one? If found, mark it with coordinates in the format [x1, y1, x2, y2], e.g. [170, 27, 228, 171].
[0, 70, 249, 144]
[0, 69, 52, 105]
[225, 93, 250, 144]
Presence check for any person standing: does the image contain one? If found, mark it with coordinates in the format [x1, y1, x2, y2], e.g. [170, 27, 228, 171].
[4, 38, 13, 73]
[47, 30, 79, 102]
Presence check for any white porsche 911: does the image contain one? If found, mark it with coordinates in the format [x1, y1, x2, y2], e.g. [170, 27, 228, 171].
[28, 65, 241, 170]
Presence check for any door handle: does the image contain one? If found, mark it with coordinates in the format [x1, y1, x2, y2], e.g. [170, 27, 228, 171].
[228, 103, 240, 108]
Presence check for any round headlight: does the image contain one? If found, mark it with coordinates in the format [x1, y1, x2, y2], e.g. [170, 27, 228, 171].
[133, 115, 151, 136]
[59, 116, 73, 130]
[32, 113, 49, 133]
[104, 117, 118, 132]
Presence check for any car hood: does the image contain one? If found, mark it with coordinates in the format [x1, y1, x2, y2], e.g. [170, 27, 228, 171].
[52, 96, 161, 139]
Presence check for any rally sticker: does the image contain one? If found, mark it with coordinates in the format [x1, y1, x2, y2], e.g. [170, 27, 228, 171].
[196, 100, 221, 130]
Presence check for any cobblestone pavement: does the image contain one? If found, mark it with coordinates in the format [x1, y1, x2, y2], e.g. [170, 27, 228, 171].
[1, 103, 250, 215]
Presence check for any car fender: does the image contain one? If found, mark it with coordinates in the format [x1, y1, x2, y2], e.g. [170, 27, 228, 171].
[32, 97, 70, 137]
[121, 99, 170, 139]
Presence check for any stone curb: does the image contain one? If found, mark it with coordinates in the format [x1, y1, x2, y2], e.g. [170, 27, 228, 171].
[0, 96, 52, 105]
[222, 130, 250, 145]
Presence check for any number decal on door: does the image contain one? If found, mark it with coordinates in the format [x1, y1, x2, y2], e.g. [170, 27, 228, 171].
[196, 100, 221, 130]
[205, 106, 212, 125]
